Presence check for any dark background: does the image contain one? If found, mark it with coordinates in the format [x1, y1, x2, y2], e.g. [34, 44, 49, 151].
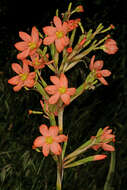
[0, 0, 127, 190]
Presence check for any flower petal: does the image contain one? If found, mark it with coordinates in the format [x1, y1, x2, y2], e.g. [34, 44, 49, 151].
[101, 70, 111, 77]
[59, 73, 68, 88]
[49, 126, 59, 137]
[89, 55, 95, 71]
[14, 42, 28, 51]
[53, 16, 62, 30]
[98, 77, 108, 85]
[13, 82, 23, 91]
[50, 142, 62, 155]
[62, 36, 69, 46]
[28, 72, 36, 79]
[45, 85, 58, 94]
[33, 136, 45, 147]
[66, 88, 76, 96]
[48, 92, 60, 104]
[43, 26, 56, 36]
[17, 48, 30, 60]
[50, 76, 60, 86]
[39, 124, 49, 136]
[42, 143, 50, 156]
[94, 60, 104, 70]
[55, 38, 64, 52]
[43, 36, 56, 45]
[24, 79, 35, 88]
[8, 76, 20, 85]
[19, 31, 32, 42]
[61, 94, 70, 105]
[12, 63, 23, 74]
[31, 26, 39, 43]
[22, 62, 29, 73]
[54, 135, 68, 143]
[102, 143, 115, 151]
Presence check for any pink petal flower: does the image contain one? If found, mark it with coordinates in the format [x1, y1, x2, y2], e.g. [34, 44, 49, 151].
[103, 38, 118, 54]
[33, 125, 67, 157]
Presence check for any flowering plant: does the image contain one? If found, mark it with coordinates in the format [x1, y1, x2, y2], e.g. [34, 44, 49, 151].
[8, 3, 118, 190]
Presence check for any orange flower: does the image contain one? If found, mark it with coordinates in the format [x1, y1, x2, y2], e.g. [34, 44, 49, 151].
[45, 73, 76, 105]
[43, 16, 69, 52]
[91, 126, 115, 152]
[67, 19, 80, 32]
[8, 62, 36, 91]
[33, 124, 68, 156]
[89, 55, 111, 85]
[15, 26, 42, 60]
[103, 38, 118, 54]
[25, 53, 53, 70]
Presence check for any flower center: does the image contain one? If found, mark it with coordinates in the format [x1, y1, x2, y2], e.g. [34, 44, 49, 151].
[20, 73, 28, 81]
[96, 73, 102, 78]
[45, 136, 53, 144]
[28, 42, 36, 50]
[59, 87, 66, 94]
[56, 31, 63, 39]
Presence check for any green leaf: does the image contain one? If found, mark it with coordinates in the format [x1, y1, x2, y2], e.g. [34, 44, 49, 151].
[64, 156, 94, 168]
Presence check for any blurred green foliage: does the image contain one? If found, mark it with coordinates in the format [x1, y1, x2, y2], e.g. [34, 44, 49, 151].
[0, 0, 127, 190]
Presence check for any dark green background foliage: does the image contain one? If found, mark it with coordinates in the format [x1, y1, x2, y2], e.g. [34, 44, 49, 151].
[0, 0, 127, 189]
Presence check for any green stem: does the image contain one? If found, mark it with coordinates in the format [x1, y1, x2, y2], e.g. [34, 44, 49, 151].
[104, 150, 116, 190]
[56, 108, 64, 190]
[56, 162, 62, 190]
[58, 109, 64, 134]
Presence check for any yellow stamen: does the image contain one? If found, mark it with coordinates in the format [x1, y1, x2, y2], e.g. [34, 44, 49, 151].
[46, 136, 53, 144]
[56, 31, 63, 39]
[20, 73, 28, 81]
[59, 87, 66, 94]
[28, 42, 36, 50]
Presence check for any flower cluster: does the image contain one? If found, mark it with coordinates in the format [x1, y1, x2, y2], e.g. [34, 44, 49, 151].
[8, 3, 117, 160]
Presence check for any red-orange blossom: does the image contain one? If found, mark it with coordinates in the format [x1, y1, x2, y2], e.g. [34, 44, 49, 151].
[45, 73, 76, 105]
